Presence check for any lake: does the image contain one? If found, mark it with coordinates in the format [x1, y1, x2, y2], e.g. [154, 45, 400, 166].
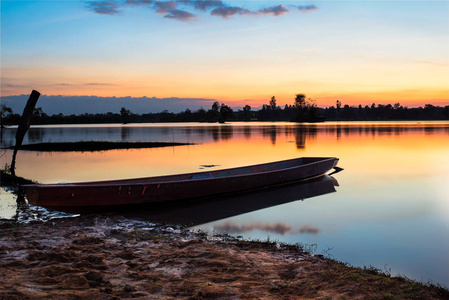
[1, 121, 448, 287]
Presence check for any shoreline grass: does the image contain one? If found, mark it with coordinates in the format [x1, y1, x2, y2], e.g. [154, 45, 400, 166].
[4, 141, 194, 152]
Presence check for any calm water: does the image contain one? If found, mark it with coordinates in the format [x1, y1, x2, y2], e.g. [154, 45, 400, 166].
[1, 121, 448, 286]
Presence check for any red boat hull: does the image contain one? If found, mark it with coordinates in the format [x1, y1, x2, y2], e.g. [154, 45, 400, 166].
[23, 157, 339, 213]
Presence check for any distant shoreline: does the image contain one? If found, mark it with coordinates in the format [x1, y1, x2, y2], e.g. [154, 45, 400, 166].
[2, 102, 447, 125]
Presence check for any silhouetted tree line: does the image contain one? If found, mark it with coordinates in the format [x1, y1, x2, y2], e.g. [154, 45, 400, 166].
[1, 97, 448, 126]
[323, 102, 448, 121]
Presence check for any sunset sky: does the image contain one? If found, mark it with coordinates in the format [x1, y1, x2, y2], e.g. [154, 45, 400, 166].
[1, 0, 448, 110]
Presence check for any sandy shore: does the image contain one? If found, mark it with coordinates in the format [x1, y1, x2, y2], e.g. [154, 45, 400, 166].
[0, 214, 447, 299]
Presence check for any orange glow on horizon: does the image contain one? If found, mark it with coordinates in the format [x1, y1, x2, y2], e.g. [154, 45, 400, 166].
[2, 63, 448, 109]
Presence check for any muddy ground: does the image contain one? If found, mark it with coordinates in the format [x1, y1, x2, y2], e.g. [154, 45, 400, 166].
[0, 215, 447, 300]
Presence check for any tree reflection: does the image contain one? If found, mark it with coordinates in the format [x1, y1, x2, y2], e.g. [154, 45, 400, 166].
[294, 125, 318, 149]
[212, 127, 219, 141]
[243, 126, 251, 139]
[3, 123, 447, 150]
[27, 128, 45, 143]
[121, 126, 129, 141]
[262, 126, 278, 145]
[220, 125, 233, 140]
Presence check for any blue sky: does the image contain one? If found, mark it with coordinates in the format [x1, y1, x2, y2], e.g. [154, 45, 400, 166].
[1, 0, 448, 113]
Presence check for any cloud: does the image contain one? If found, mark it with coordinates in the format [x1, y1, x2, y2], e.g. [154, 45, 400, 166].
[6, 84, 28, 88]
[55, 82, 116, 86]
[210, 6, 251, 18]
[297, 5, 318, 12]
[93, 0, 198, 22]
[192, 0, 225, 11]
[164, 9, 197, 22]
[84, 82, 117, 86]
[258, 4, 289, 16]
[1, 94, 219, 115]
[124, 0, 153, 5]
[85, 1, 319, 21]
[87, 0, 122, 15]
[154, 1, 177, 14]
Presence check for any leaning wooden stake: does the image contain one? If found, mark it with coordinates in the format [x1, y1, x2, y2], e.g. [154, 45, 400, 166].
[11, 90, 40, 176]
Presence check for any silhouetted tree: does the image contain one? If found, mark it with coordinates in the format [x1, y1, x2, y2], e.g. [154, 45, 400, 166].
[211, 101, 219, 112]
[307, 98, 318, 121]
[120, 107, 131, 124]
[341, 105, 353, 119]
[269, 96, 277, 110]
[159, 110, 176, 122]
[443, 106, 449, 119]
[243, 105, 251, 121]
[205, 101, 220, 122]
[295, 94, 306, 108]
[33, 107, 44, 118]
[336, 100, 342, 119]
[293, 94, 319, 122]
[31, 107, 48, 124]
[180, 108, 194, 122]
[424, 104, 435, 118]
[326, 106, 337, 119]
[195, 107, 207, 121]
[1, 105, 13, 128]
[219, 103, 233, 123]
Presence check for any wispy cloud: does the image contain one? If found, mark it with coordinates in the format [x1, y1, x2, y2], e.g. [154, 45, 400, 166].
[85, 1, 318, 21]
[210, 6, 251, 18]
[296, 5, 318, 12]
[124, 0, 153, 5]
[1, 94, 220, 114]
[258, 4, 289, 16]
[87, 0, 122, 15]
[55, 82, 117, 86]
[192, 0, 225, 11]
[164, 9, 197, 21]
[84, 82, 117, 86]
[154, 1, 177, 14]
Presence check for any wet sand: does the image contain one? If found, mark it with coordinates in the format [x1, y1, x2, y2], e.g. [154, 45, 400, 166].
[0, 214, 447, 299]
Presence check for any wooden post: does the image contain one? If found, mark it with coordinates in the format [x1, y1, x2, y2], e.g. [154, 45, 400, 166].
[11, 90, 40, 176]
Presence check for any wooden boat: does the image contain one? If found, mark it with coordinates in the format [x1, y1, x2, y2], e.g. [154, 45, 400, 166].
[23, 157, 339, 213]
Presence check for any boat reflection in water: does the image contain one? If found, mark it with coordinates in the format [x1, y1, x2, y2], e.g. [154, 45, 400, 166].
[121, 175, 339, 227]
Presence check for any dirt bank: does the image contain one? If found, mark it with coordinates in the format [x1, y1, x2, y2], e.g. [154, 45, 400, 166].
[0, 215, 447, 299]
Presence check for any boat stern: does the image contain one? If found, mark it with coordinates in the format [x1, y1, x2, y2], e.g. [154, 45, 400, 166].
[22, 184, 39, 205]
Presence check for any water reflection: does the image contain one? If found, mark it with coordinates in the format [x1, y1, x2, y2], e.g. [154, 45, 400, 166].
[220, 125, 233, 140]
[213, 221, 320, 235]
[243, 126, 251, 139]
[0, 187, 77, 222]
[121, 126, 129, 141]
[27, 128, 45, 143]
[1, 122, 448, 151]
[0, 188, 19, 219]
[1, 121, 448, 286]
[119, 175, 338, 227]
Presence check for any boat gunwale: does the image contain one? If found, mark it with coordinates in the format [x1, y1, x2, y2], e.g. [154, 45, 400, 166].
[22, 157, 338, 189]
